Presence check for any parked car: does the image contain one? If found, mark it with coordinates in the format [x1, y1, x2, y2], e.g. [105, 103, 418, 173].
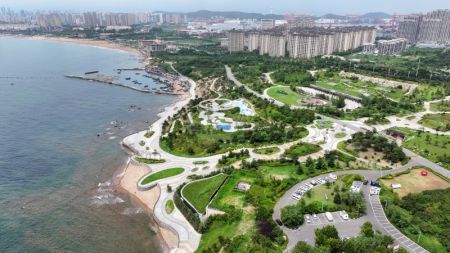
[305, 215, 311, 223]
[363, 180, 368, 185]
[276, 219, 283, 226]
[339, 211, 349, 220]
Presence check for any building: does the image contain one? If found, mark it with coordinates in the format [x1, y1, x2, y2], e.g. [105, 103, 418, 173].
[397, 15, 421, 43]
[247, 31, 260, 52]
[397, 9, 450, 44]
[378, 38, 407, 55]
[259, 30, 286, 57]
[227, 29, 245, 52]
[261, 19, 275, 30]
[287, 27, 376, 58]
[228, 26, 376, 59]
[362, 43, 376, 54]
[418, 9, 450, 43]
[139, 40, 167, 52]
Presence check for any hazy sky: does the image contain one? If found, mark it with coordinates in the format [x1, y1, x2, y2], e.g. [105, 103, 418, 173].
[2, 0, 450, 15]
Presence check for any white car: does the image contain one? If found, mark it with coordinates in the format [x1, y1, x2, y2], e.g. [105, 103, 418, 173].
[310, 180, 317, 185]
[329, 173, 337, 180]
[339, 211, 349, 220]
[313, 214, 318, 219]
[305, 215, 311, 223]
[292, 193, 302, 200]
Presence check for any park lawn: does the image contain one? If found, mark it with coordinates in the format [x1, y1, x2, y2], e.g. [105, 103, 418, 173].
[253, 147, 280, 155]
[315, 79, 364, 98]
[196, 211, 255, 253]
[381, 168, 450, 197]
[258, 164, 301, 180]
[303, 182, 337, 207]
[141, 167, 185, 185]
[165, 200, 175, 214]
[210, 170, 257, 210]
[182, 174, 228, 213]
[418, 113, 450, 131]
[394, 127, 450, 169]
[430, 100, 450, 112]
[315, 120, 333, 129]
[283, 142, 321, 159]
[335, 132, 347, 138]
[135, 157, 166, 164]
[267, 86, 304, 106]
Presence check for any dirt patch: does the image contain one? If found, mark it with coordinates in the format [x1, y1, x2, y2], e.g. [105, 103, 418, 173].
[382, 168, 450, 197]
[348, 144, 402, 168]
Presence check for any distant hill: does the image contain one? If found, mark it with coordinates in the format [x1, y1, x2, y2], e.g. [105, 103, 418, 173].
[186, 10, 284, 20]
[320, 13, 349, 20]
[360, 12, 392, 19]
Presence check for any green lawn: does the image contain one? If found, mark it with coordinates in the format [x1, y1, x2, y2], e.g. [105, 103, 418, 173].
[267, 86, 304, 106]
[315, 77, 406, 101]
[393, 127, 450, 169]
[418, 113, 450, 131]
[430, 100, 450, 112]
[182, 174, 228, 213]
[165, 200, 175, 214]
[253, 147, 280, 155]
[283, 142, 321, 159]
[315, 120, 333, 129]
[335, 132, 347, 138]
[135, 157, 166, 164]
[210, 170, 256, 210]
[140, 167, 184, 185]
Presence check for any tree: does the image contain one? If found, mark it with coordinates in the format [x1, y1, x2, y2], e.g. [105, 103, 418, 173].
[360, 222, 374, 238]
[333, 192, 341, 204]
[281, 205, 304, 229]
[315, 225, 340, 252]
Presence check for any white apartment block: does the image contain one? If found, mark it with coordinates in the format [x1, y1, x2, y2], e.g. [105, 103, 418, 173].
[378, 38, 407, 55]
[397, 9, 450, 44]
[259, 32, 286, 57]
[227, 30, 245, 52]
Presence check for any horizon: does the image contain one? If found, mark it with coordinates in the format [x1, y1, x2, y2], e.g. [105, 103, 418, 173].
[1, 0, 450, 16]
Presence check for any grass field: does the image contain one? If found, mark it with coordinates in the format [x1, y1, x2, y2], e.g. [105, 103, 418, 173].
[140, 167, 184, 185]
[315, 77, 406, 101]
[267, 86, 304, 106]
[135, 157, 166, 164]
[394, 127, 450, 169]
[381, 168, 450, 197]
[430, 100, 450, 112]
[210, 170, 256, 210]
[182, 174, 228, 213]
[253, 147, 280, 155]
[165, 200, 175, 214]
[418, 113, 450, 131]
[315, 120, 333, 129]
[283, 142, 321, 159]
[335, 132, 347, 138]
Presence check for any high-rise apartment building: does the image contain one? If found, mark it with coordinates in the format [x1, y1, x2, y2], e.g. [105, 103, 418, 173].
[227, 30, 245, 52]
[378, 38, 408, 55]
[261, 19, 275, 30]
[259, 30, 286, 57]
[397, 9, 450, 43]
[247, 31, 260, 52]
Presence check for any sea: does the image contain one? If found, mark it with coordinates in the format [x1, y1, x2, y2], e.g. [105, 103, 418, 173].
[0, 36, 175, 252]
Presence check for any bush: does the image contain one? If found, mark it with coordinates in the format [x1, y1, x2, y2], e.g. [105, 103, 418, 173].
[281, 204, 304, 229]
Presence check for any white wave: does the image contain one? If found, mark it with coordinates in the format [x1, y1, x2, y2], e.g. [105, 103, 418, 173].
[121, 207, 145, 216]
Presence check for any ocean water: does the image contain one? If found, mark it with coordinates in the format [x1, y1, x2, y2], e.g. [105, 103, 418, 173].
[0, 37, 175, 252]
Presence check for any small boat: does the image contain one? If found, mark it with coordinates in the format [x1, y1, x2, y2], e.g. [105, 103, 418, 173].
[85, 71, 99, 75]
[125, 77, 131, 80]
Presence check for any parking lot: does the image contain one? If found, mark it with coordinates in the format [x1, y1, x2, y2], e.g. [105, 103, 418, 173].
[304, 211, 350, 226]
[291, 173, 337, 201]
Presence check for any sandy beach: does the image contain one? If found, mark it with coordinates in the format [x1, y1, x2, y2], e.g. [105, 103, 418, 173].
[28, 35, 142, 55]
[118, 160, 179, 251]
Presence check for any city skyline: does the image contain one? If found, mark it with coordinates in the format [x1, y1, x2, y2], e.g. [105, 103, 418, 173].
[2, 0, 450, 15]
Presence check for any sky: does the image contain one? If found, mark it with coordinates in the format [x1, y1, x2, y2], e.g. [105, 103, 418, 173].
[2, 0, 450, 15]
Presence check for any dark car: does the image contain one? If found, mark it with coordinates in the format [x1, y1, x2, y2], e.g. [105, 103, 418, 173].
[276, 219, 283, 226]
[363, 180, 369, 185]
